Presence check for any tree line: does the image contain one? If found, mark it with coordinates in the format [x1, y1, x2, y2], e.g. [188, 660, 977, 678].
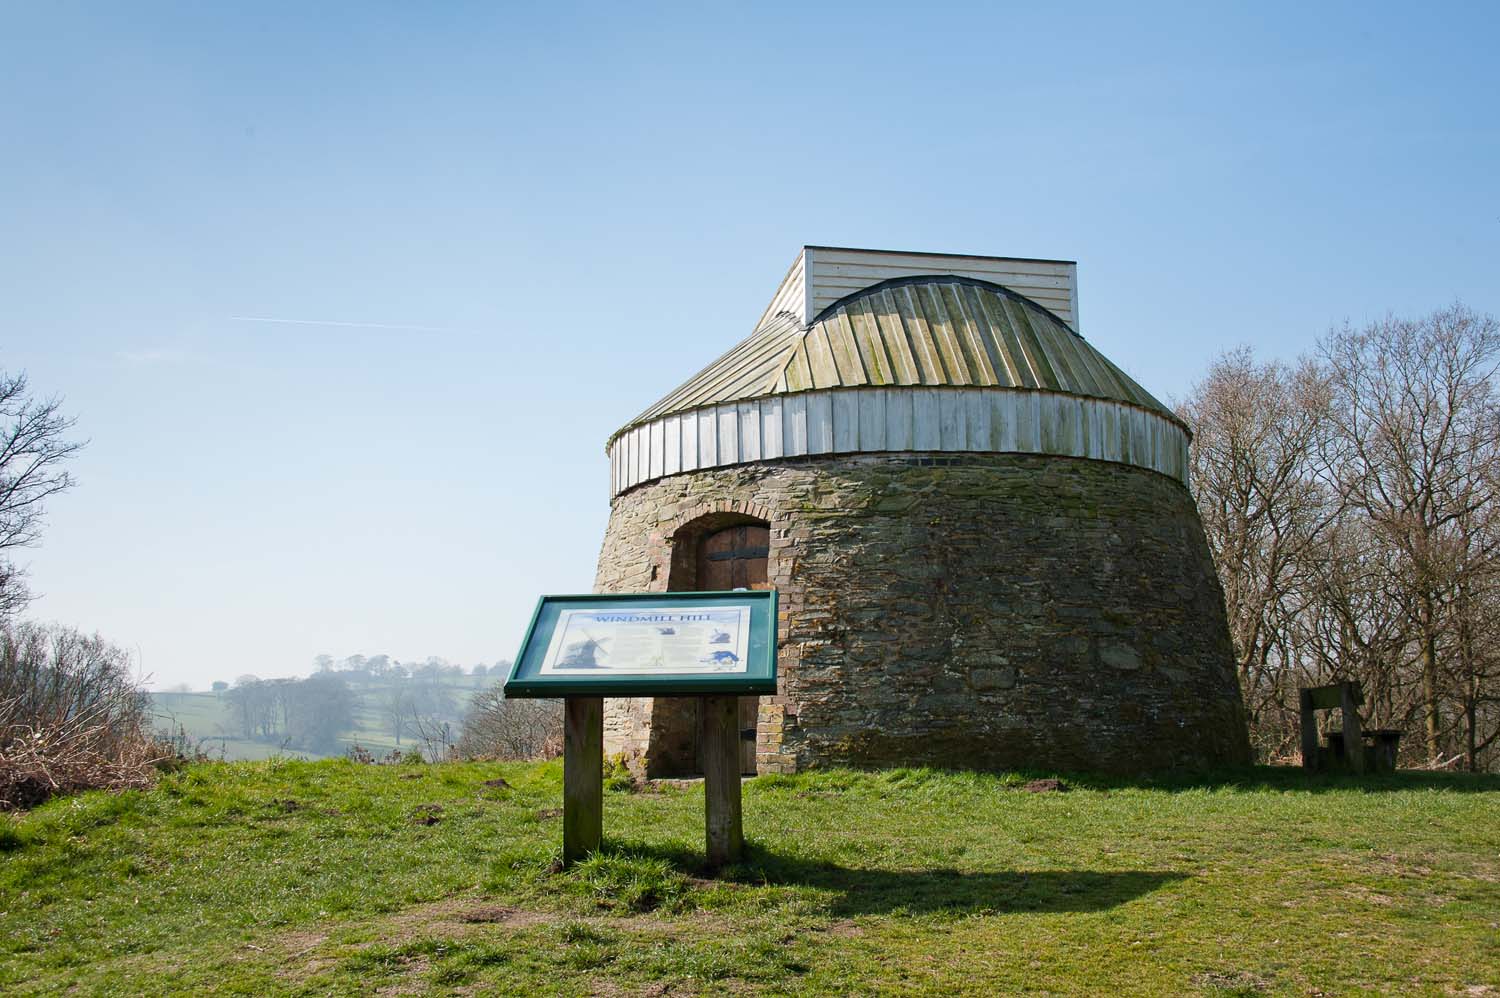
[222, 674, 356, 753]
[1180, 305, 1500, 771]
[310, 653, 502, 680]
[217, 655, 514, 757]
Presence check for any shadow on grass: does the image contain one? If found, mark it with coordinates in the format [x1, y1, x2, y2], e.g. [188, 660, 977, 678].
[741, 764, 1500, 795]
[604, 839, 1186, 916]
[1055, 764, 1500, 795]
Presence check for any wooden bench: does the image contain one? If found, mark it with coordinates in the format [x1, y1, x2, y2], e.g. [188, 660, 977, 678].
[1299, 681, 1367, 774]
[1324, 729, 1403, 774]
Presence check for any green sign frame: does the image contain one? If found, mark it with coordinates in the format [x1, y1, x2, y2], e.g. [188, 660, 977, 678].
[503, 591, 778, 698]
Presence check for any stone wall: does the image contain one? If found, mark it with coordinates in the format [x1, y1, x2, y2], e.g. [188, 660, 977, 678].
[594, 452, 1251, 776]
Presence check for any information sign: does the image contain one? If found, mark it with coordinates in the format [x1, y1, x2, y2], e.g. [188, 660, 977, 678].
[503, 591, 777, 697]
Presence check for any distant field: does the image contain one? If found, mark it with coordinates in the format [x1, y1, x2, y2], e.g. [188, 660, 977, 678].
[151, 675, 494, 761]
[3, 763, 1497, 995]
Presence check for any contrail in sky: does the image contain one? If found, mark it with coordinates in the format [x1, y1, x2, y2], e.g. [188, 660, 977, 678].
[228, 316, 450, 332]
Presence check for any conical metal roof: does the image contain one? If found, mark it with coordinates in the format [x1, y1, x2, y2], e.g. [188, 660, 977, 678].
[613, 275, 1173, 448]
[604, 249, 1192, 497]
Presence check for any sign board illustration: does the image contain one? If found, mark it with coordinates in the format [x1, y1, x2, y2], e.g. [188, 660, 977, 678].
[504, 591, 777, 698]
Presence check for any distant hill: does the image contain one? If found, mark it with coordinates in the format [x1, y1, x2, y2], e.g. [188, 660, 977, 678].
[152, 672, 495, 761]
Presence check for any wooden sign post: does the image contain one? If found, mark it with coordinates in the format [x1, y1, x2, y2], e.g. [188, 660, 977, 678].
[504, 591, 776, 870]
[562, 697, 603, 864]
[700, 694, 743, 867]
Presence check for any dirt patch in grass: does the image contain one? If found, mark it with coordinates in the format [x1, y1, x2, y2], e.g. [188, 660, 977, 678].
[589, 979, 674, 998]
[272, 897, 562, 982]
[373, 954, 431, 996]
[1370, 851, 1434, 876]
[821, 919, 862, 939]
[457, 906, 545, 926]
[277, 929, 328, 954]
[379, 897, 556, 939]
[1344, 885, 1396, 905]
[1022, 778, 1069, 793]
[1192, 969, 1271, 993]
[269, 930, 337, 980]
[1193, 970, 1270, 993]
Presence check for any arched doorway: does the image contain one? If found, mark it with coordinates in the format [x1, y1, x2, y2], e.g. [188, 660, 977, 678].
[650, 515, 771, 776]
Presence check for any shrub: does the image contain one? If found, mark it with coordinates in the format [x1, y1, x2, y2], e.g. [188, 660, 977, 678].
[343, 743, 427, 766]
[458, 687, 562, 761]
[0, 622, 161, 809]
[603, 753, 636, 792]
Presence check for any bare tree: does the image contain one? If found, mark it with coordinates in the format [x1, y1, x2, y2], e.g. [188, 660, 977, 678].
[1179, 348, 1343, 754]
[459, 687, 562, 760]
[1449, 487, 1500, 769]
[1181, 308, 1500, 770]
[1321, 305, 1500, 763]
[383, 683, 414, 745]
[284, 673, 355, 752]
[226, 678, 277, 739]
[1285, 517, 1411, 729]
[0, 371, 84, 618]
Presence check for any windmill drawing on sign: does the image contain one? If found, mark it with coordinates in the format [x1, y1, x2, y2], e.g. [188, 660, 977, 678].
[559, 632, 608, 669]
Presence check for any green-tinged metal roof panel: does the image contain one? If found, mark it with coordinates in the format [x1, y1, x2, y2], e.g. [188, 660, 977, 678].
[610, 275, 1174, 448]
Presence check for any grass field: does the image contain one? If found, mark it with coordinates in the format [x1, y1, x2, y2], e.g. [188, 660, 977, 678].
[2, 762, 1497, 996]
[151, 676, 492, 761]
[150, 692, 290, 761]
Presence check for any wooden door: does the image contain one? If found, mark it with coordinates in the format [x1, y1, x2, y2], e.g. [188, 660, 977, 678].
[697, 524, 770, 774]
[698, 525, 769, 591]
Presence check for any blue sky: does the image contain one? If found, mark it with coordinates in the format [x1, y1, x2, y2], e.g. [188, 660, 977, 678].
[2, 2, 1495, 688]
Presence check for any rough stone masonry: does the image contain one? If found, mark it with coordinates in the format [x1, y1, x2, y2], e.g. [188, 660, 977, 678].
[596, 452, 1252, 777]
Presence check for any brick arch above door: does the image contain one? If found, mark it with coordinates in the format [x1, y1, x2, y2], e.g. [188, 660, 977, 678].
[641, 499, 780, 593]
